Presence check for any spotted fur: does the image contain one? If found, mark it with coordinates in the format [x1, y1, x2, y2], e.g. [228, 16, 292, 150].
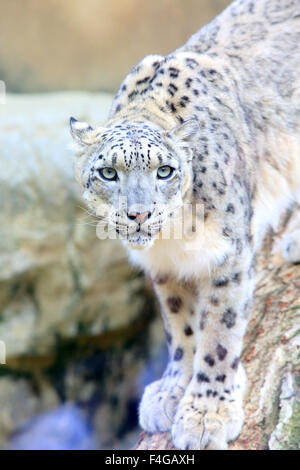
[70, 0, 300, 450]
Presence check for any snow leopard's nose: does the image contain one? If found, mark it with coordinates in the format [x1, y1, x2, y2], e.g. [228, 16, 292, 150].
[127, 211, 152, 223]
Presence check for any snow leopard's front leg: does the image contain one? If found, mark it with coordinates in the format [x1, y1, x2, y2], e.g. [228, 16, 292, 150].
[139, 275, 198, 432]
[172, 249, 254, 450]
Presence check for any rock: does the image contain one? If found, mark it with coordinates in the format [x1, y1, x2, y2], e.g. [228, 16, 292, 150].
[269, 372, 300, 450]
[0, 376, 59, 448]
[9, 404, 97, 450]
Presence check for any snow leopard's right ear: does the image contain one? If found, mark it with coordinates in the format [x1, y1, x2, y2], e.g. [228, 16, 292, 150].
[69, 117, 104, 146]
[165, 118, 200, 144]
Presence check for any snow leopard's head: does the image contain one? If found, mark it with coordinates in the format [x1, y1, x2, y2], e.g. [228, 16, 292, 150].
[70, 117, 199, 249]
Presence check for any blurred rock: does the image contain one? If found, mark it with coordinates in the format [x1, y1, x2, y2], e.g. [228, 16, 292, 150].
[0, 376, 59, 446]
[0, 0, 230, 93]
[9, 404, 97, 450]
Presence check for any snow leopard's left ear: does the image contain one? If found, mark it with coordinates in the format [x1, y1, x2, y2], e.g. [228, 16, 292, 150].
[69, 117, 104, 146]
[165, 118, 200, 144]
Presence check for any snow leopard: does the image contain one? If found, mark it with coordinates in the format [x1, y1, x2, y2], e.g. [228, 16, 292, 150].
[70, 0, 300, 450]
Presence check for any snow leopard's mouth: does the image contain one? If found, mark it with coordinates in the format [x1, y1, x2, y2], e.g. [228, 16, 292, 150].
[126, 236, 155, 250]
[95, 216, 164, 245]
[112, 221, 164, 249]
[119, 224, 162, 243]
[102, 204, 180, 246]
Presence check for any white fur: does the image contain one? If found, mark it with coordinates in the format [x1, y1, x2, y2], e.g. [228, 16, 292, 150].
[128, 223, 233, 281]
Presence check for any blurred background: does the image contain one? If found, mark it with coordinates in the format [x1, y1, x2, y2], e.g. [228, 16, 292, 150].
[1, 0, 229, 94]
[0, 0, 230, 450]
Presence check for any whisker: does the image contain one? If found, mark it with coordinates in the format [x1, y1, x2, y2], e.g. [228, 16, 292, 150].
[75, 222, 96, 227]
[77, 204, 108, 221]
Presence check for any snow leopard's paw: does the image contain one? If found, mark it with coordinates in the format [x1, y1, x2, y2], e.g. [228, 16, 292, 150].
[139, 375, 188, 433]
[172, 392, 244, 450]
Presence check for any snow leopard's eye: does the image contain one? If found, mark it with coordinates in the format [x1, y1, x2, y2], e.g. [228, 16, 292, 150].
[157, 166, 174, 179]
[99, 167, 118, 181]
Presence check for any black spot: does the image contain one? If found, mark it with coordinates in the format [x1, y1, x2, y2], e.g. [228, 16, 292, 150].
[226, 203, 235, 214]
[136, 76, 150, 85]
[168, 83, 178, 96]
[167, 296, 182, 313]
[231, 357, 240, 370]
[152, 61, 161, 69]
[166, 331, 172, 344]
[174, 347, 184, 361]
[197, 372, 210, 383]
[185, 57, 199, 69]
[128, 90, 138, 101]
[204, 354, 215, 367]
[216, 374, 226, 383]
[222, 226, 232, 237]
[206, 389, 213, 397]
[221, 308, 237, 329]
[168, 67, 180, 78]
[184, 325, 194, 336]
[86, 177, 91, 189]
[216, 344, 228, 361]
[213, 277, 229, 288]
[199, 309, 209, 330]
[232, 272, 242, 283]
[236, 238, 243, 254]
[210, 296, 219, 306]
